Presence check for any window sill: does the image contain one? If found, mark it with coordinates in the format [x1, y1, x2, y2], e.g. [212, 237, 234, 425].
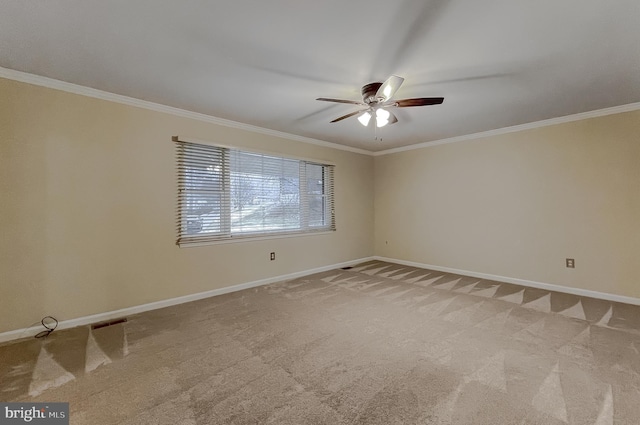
[178, 230, 336, 248]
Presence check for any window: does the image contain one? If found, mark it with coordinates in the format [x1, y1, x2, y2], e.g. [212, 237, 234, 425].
[175, 138, 335, 246]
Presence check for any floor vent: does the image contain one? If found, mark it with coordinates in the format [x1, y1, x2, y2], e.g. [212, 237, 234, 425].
[341, 266, 353, 270]
[91, 318, 128, 330]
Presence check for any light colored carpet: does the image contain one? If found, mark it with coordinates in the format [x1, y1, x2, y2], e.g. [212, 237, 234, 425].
[2, 260, 640, 424]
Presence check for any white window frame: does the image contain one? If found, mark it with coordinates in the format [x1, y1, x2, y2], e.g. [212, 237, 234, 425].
[174, 137, 336, 247]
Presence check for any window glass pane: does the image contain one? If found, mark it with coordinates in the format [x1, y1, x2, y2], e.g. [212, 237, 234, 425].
[306, 164, 324, 194]
[178, 145, 225, 238]
[308, 194, 326, 227]
[229, 151, 300, 234]
[199, 196, 223, 234]
[183, 164, 224, 191]
[307, 164, 326, 227]
[182, 193, 223, 234]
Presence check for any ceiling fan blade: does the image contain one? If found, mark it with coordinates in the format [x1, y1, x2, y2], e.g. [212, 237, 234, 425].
[375, 75, 405, 102]
[395, 97, 444, 107]
[316, 97, 364, 105]
[330, 110, 364, 123]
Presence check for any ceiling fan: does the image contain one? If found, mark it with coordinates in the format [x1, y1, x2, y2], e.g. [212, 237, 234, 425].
[316, 75, 444, 128]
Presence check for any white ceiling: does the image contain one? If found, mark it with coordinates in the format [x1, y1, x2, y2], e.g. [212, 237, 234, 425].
[1, 1, 639, 152]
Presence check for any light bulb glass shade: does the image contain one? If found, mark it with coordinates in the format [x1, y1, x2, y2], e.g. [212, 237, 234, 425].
[376, 109, 390, 120]
[376, 108, 390, 127]
[357, 111, 371, 126]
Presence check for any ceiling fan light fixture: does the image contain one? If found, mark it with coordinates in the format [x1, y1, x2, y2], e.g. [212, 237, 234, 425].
[357, 111, 371, 126]
[376, 108, 390, 127]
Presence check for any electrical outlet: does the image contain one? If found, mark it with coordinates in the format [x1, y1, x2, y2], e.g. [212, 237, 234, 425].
[566, 258, 575, 268]
[270, 252, 275, 261]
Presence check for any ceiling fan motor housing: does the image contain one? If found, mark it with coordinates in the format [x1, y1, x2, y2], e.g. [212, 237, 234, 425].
[362, 82, 383, 104]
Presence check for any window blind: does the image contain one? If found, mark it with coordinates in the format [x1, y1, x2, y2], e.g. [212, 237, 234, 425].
[176, 139, 335, 246]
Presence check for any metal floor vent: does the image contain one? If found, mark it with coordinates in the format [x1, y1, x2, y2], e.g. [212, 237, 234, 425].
[91, 317, 127, 330]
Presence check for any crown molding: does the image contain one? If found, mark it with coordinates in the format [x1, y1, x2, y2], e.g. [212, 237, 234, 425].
[0, 66, 373, 156]
[3, 67, 637, 158]
[373, 101, 640, 156]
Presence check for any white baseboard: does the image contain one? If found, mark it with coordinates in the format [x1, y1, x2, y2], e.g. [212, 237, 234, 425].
[374, 256, 640, 306]
[0, 257, 375, 344]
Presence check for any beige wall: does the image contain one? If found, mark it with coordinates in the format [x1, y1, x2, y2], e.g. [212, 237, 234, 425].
[0, 78, 374, 334]
[2, 74, 638, 336]
[375, 110, 640, 299]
